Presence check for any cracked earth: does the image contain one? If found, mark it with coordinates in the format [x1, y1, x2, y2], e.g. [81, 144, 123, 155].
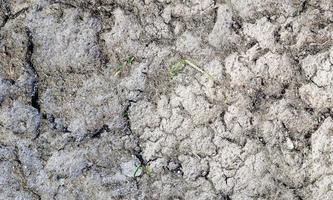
[1, 0, 333, 199]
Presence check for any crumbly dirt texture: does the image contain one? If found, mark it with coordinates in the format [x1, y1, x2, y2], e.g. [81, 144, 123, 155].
[1, 0, 333, 199]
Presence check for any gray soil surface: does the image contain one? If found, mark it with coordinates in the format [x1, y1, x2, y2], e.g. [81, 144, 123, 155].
[1, 0, 333, 199]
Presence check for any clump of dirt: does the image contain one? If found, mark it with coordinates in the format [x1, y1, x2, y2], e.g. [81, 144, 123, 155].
[1, 0, 333, 199]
